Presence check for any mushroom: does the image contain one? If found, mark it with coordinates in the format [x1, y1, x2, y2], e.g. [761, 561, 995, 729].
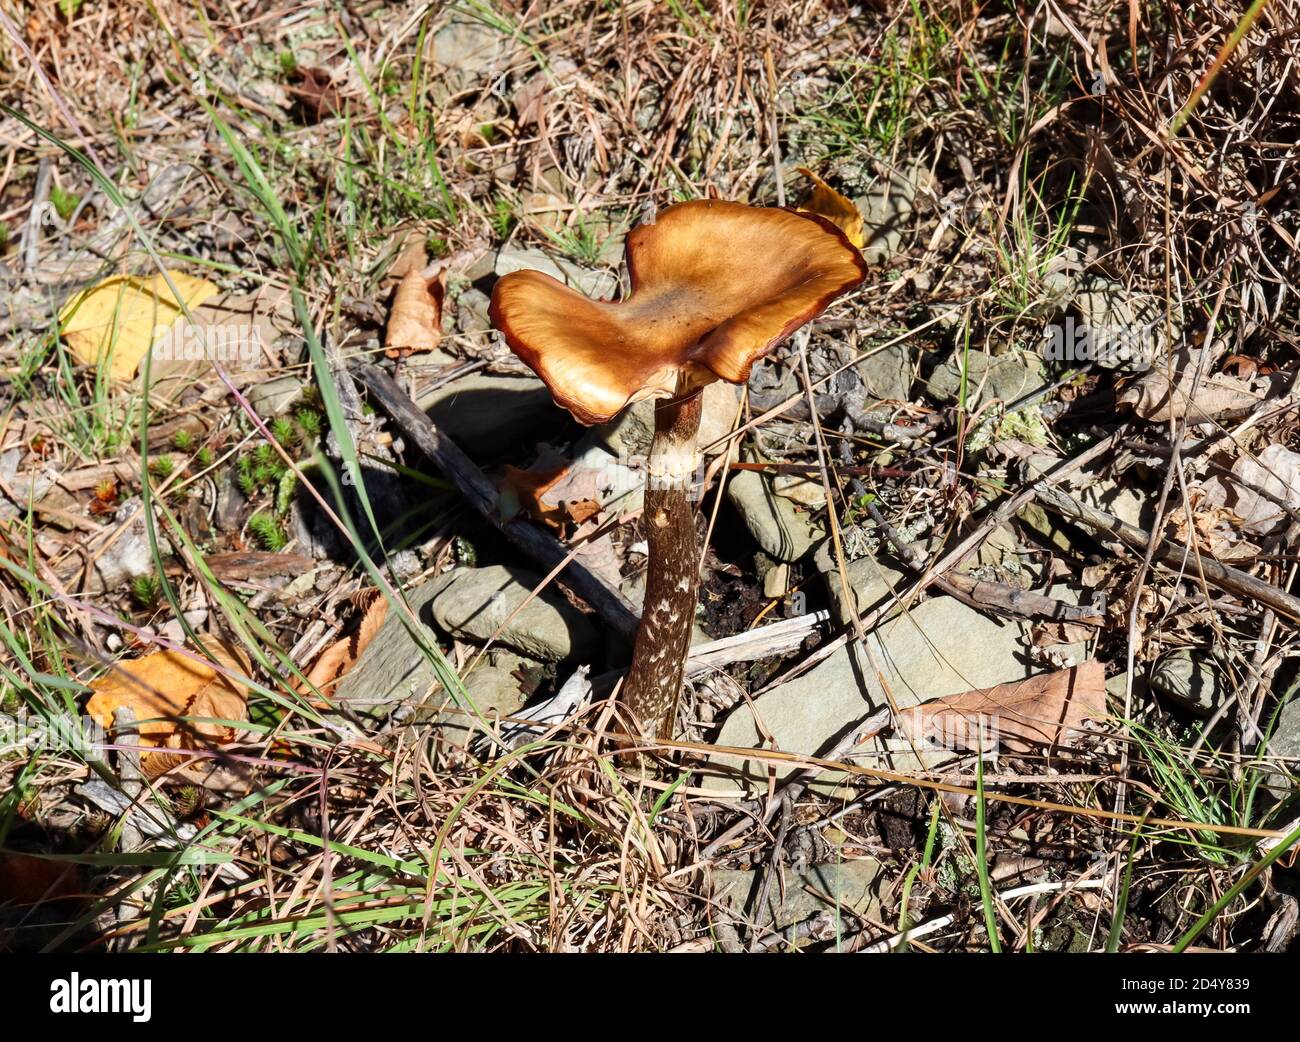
[490, 199, 865, 739]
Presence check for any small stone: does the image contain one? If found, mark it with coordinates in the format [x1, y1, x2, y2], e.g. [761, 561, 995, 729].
[926, 349, 1046, 407]
[432, 650, 530, 747]
[454, 287, 491, 337]
[1150, 649, 1227, 716]
[772, 472, 826, 510]
[432, 16, 516, 96]
[521, 191, 568, 234]
[93, 498, 172, 590]
[0, 449, 54, 519]
[712, 859, 885, 940]
[854, 341, 914, 403]
[855, 161, 928, 265]
[763, 562, 790, 599]
[430, 564, 596, 661]
[1074, 478, 1155, 532]
[331, 579, 451, 720]
[1068, 276, 1178, 370]
[247, 375, 305, 419]
[1265, 696, 1300, 798]
[727, 466, 825, 562]
[494, 245, 617, 300]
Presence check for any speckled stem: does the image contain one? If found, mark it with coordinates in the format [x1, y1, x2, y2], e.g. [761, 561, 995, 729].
[621, 389, 703, 739]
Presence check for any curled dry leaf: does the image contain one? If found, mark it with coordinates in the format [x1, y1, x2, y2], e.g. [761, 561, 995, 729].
[384, 263, 445, 359]
[1117, 348, 1266, 423]
[85, 638, 251, 750]
[296, 591, 388, 701]
[897, 659, 1107, 754]
[797, 167, 865, 249]
[498, 456, 601, 528]
[288, 66, 346, 123]
[1031, 619, 1102, 647]
[1164, 495, 1258, 561]
[1223, 443, 1300, 535]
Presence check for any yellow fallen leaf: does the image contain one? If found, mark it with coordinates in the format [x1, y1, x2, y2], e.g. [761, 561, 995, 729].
[59, 272, 220, 381]
[86, 638, 250, 748]
[796, 167, 865, 249]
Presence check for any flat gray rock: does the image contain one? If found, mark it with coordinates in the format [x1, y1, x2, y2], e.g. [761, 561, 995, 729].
[854, 342, 914, 404]
[432, 16, 517, 95]
[453, 287, 491, 337]
[712, 859, 885, 943]
[820, 550, 914, 626]
[332, 580, 447, 720]
[926, 349, 1045, 407]
[727, 468, 824, 562]
[1070, 276, 1176, 370]
[855, 160, 928, 265]
[430, 564, 596, 662]
[494, 245, 618, 300]
[247, 374, 304, 419]
[430, 650, 530, 748]
[710, 596, 1032, 795]
[1266, 696, 1300, 798]
[1150, 649, 1228, 717]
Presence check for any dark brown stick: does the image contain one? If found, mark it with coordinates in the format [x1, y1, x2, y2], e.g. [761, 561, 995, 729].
[354, 364, 640, 643]
[1035, 484, 1300, 622]
[621, 391, 704, 738]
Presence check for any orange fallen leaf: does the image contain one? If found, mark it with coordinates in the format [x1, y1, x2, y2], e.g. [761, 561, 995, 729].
[898, 659, 1107, 754]
[797, 167, 865, 249]
[499, 459, 601, 528]
[0, 854, 80, 905]
[384, 253, 444, 358]
[296, 591, 388, 701]
[86, 638, 251, 749]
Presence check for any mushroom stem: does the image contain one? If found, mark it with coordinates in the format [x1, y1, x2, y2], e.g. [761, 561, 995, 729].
[621, 389, 704, 739]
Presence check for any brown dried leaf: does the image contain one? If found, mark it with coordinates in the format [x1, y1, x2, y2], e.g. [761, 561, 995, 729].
[1165, 494, 1258, 561]
[1031, 619, 1102, 647]
[1118, 351, 1263, 423]
[297, 593, 388, 699]
[193, 551, 315, 582]
[289, 66, 346, 123]
[384, 264, 444, 359]
[386, 229, 430, 281]
[499, 459, 601, 528]
[0, 854, 80, 905]
[898, 659, 1107, 754]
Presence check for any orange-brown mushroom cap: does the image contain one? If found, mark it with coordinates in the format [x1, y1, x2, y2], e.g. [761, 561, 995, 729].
[488, 199, 867, 425]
